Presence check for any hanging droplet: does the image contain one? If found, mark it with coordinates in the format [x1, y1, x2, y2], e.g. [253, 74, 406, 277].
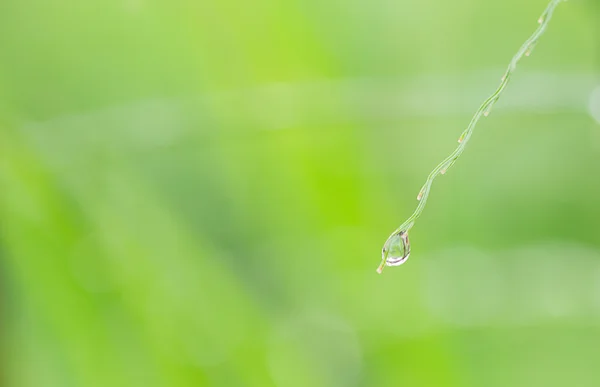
[380, 231, 411, 270]
[538, 17, 544, 24]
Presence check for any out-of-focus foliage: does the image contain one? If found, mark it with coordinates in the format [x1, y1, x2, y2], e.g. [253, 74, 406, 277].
[0, 1, 599, 386]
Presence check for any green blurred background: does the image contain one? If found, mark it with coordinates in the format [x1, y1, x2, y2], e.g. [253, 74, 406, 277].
[1, 0, 599, 386]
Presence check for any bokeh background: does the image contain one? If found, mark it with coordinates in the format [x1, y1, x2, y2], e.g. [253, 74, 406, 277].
[1, 0, 599, 386]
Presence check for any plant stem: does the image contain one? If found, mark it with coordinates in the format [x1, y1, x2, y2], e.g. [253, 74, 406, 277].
[377, 0, 565, 274]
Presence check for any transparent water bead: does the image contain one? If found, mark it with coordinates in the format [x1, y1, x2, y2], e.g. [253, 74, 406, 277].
[377, 231, 411, 273]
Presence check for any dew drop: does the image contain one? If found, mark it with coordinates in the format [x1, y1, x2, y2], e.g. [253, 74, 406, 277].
[382, 231, 411, 267]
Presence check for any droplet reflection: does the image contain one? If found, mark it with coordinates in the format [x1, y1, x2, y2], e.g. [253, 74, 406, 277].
[382, 231, 411, 268]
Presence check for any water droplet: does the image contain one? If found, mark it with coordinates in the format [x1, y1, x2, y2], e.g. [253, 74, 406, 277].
[382, 231, 411, 267]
